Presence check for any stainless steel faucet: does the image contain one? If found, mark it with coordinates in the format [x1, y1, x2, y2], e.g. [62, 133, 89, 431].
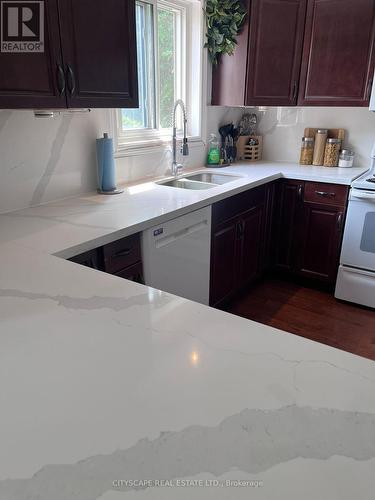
[171, 99, 189, 176]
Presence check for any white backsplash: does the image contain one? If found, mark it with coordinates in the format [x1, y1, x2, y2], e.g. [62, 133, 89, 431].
[0, 105, 374, 214]
[0, 106, 242, 213]
[257, 107, 375, 168]
[0, 109, 110, 214]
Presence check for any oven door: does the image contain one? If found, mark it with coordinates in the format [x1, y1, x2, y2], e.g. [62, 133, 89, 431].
[340, 188, 375, 272]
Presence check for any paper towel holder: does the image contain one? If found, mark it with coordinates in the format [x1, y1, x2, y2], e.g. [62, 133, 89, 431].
[96, 133, 124, 195]
[97, 188, 124, 195]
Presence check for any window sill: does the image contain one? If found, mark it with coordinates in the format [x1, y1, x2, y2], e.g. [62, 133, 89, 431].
[114, 136, 205, 158]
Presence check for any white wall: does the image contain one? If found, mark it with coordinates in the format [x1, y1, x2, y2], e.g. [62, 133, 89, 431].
[0, 106, 242, 214]
[0, 109, 110, 213]
[257, 107, 375, 168]
[1, 105, 374, 214]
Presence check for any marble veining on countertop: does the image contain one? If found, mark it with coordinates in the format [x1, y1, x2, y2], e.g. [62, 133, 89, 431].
[0, 161, 368, 258]
[0, 161, 374, 499]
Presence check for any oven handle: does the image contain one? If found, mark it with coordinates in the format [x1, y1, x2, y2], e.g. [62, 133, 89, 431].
[351, 189, 375, 201]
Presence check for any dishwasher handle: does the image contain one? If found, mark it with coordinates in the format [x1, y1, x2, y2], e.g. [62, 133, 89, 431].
[155, 220, 208, 249]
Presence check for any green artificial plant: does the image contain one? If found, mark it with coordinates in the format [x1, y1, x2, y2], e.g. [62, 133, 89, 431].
[204, 0, 247, 66]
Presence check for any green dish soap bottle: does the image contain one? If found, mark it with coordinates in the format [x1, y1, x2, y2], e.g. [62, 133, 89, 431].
[207, 133, 220, 165]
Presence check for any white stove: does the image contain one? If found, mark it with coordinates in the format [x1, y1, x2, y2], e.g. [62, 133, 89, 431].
[351, 167, 375, 189]
[335, 153, 375, 308]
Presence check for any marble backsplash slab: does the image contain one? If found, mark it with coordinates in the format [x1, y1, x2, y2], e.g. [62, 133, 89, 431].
[0, 107, 243, 214]
[0, 106, 374, 214]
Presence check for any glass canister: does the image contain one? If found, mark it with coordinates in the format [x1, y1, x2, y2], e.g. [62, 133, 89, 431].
[312, 129, 328, 166]
[299, 137, 314, 165]
[338, 149, 355, 168]
[323, 138, 341, 167]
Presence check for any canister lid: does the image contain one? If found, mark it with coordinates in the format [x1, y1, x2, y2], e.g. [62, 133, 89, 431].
[302, 136, 314, 142]
[317, 129, 328, 133]
[326, 138, 341, 143]
[341, 149, 354, 155]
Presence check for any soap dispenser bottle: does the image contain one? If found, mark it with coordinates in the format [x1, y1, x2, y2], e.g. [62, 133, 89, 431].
[207, 133, 220, 166]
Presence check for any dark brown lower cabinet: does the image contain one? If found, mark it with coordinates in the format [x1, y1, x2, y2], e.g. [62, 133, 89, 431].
[68, 233, 144, 284]
[296, 203, 344, 283]
[210, 186, 267, 306]
[274, 180, 348, 286]
[114, 262, 144, 284]
[274, 180, 304, 271]
[69, 248, 103, 270]
[210, 219, 239, 306]
[238, 205, 265, 288]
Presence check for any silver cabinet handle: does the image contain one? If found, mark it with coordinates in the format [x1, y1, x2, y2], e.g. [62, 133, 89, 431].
[366, 77, 373, 100]
[337, 213, 343, 231]
[66, 64, 76, 96]
[315, 190, 336, 197]
[292, 80, 298, 102]
[56, 64, 66, 96]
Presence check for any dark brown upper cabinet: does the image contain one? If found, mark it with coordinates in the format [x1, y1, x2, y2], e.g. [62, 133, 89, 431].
[212, 0, 307, 106]
[298, 0, 375, 106]
[0, 0, 138, 109]
[246, 0, 307, 106]
[0, 0, 65, 109]
[212, 0, 375, 107]
[58, 0, 138, 108]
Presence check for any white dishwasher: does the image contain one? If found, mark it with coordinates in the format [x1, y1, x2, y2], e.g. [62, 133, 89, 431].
[142, 206, 212, 305]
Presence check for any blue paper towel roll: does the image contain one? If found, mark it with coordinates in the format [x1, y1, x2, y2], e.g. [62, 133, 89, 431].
[96, 133, 116, 192]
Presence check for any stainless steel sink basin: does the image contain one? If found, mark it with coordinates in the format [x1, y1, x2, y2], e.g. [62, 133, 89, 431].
[184, 172, 241, 184]
[158, 178, 216, 190]
[157, 171, 242, 190]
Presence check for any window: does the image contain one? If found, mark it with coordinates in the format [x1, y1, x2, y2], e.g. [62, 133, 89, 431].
[116, 0, 203, 153]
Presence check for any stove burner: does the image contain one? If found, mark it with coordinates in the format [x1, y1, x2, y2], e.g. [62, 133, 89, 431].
[366, 177, 375, 183]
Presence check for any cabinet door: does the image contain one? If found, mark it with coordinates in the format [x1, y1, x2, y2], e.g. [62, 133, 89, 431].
[246, 0, 307, 106]
[299, 0, 375, 106]
[69, 247, 104, 270]
[58, 0, 138, 108]
[275, 180, 304, 271]
[0, 0, 66, 108]
[103, 233, 141, 274]
[297, 203, 344, 284]
[238, 205, 265, 287]
[263, 181, 277, 270]
[114, 262, 144, 284]
[210, 219, 239, 306]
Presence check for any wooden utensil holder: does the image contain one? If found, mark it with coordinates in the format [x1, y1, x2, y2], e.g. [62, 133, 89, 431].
[237, 135, 263, 162]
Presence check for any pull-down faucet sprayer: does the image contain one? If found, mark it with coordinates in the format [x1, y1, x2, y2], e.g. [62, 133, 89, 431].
[171, 99, 189, 176]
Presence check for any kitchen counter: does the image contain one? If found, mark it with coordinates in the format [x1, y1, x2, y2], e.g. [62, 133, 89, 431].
[0, 161, 368, 259]
[0, 161, 374, 499]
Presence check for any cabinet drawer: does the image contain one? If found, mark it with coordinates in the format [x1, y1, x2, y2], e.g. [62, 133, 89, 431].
[103, 233, 141, 274]
[114, 262, 144, 283]
[212, 185, 266, 226]
[69, 247, 103, 271]
[304, 182, 348, 207]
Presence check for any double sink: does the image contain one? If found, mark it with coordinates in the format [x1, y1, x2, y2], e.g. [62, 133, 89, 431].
[156, 171, 242, 190]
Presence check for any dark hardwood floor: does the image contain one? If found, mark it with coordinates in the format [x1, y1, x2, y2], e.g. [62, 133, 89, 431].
[223, 278, 375, 361]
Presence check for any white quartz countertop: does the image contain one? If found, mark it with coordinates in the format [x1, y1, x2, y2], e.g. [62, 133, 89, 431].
[0, 162, 374, 500]
[0, 161, 368, 258]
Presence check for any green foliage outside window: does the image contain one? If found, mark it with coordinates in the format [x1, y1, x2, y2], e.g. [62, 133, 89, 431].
[158, 9, 175, 129]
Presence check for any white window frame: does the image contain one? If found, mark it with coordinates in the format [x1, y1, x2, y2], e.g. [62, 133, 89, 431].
[112, 0, 204, 157]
